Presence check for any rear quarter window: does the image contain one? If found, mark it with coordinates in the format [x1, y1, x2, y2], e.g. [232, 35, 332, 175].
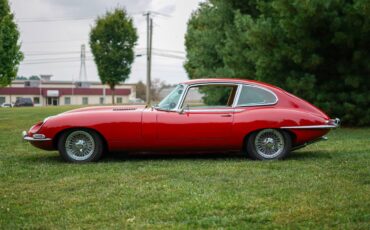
[237, 85, 277, 106]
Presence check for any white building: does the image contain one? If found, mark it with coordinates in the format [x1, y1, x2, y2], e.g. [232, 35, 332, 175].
[0, 76, 136, 106]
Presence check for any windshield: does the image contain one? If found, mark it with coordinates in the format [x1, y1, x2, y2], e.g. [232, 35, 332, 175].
[157, 84, 184, 110]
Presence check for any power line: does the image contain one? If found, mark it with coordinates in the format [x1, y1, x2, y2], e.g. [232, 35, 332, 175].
[22, 39, 89, 44]
[17, 17, 93, 23]
[152, 52, 185, 60]
[21, 59, 95, 65]
[25, 51, 82, 56]
[22, 48, 146, 55]
[17, 12, 145, 23]
[152, 48, 186, 54]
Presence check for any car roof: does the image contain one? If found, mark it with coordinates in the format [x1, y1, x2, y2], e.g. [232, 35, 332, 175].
[181, 78, 281, 91]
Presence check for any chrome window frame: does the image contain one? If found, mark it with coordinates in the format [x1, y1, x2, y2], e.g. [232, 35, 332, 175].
[177, 82, 240, 111]
[156, 81, 279, 113]
[155, 84, 186, 112]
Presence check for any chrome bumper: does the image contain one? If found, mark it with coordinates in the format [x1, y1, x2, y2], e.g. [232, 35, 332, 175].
[22, 131, 52, 142]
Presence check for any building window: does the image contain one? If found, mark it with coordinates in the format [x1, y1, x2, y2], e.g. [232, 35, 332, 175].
[117, 97, 123, 104]
[24, 81, 31, 87]
[0, 97, 5, 104]
[64, 97, 71, 105]
[33, 97, 40, 104]
[82, 97, 88, 105]
[99, 97, 104, 104]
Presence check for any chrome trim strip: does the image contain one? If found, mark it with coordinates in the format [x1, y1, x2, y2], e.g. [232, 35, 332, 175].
[183, 108, 244, 113]
[175, 84, 189, 111]
[231, 84, 243, 107]
[281, 125, 337, 129]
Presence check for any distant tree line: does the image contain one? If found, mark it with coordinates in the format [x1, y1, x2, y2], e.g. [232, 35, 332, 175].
[136, 79, 173, 102]
[16, 75, 40, 80]
[185, 0, 370, 126]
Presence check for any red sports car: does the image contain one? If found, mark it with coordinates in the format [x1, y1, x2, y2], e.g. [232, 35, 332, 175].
[23, 78, 340, 162]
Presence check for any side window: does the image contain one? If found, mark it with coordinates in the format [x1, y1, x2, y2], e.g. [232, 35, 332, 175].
[182, 85, 238, 109]
[237, 85, 277, 106]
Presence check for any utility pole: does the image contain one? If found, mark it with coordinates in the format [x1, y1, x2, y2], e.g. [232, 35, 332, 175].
[39, 78, 42, 106]
[144, 12, 153, 105]
[79, 44, 87, 82]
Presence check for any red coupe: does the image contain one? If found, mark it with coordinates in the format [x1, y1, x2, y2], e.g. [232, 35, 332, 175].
[23, 79, 340, 162]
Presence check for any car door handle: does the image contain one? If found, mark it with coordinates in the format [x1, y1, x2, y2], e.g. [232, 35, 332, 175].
[220, 114, 232, 117]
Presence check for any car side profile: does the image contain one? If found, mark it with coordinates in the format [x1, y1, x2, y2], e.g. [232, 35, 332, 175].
[23, 78, 339, 162]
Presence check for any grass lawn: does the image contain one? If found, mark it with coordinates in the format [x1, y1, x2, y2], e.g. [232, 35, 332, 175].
[0, 106, 369, 229]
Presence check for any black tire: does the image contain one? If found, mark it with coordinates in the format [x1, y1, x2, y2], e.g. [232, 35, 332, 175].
[245, 129, 291, 160]
[58, 129, 103, 163]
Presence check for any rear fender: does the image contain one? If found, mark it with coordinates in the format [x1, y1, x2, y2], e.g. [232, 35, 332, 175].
[233, 108, 329, 146]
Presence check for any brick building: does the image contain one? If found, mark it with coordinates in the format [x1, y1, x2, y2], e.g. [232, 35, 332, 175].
[0, 75, 136, 106]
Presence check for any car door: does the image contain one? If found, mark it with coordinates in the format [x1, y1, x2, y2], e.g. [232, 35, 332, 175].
[156, 83, 238, 150]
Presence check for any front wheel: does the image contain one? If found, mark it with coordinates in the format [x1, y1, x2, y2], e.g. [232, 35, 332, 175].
[58, 129, 103, 163]
[245, 129, 291, 160]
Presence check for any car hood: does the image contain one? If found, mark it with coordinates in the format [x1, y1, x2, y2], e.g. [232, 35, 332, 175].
[61, 105, 147, 114]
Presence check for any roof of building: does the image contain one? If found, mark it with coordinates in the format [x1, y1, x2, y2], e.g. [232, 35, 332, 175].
[0, 87, 131, 96]
[11, 80, 137, 86]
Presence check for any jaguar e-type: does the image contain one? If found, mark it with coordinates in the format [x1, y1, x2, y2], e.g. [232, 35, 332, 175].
[23, 78, 340, 162]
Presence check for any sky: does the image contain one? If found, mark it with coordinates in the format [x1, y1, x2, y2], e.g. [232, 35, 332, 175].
[9, 0, 203, 84]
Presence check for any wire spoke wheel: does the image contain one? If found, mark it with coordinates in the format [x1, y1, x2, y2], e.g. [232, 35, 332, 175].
[254, 129, 285, 159]
[65, 130, 95, 161]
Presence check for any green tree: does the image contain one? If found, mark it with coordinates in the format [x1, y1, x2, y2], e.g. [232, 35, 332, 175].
[184, 1, 233, 79]
[29, 75, 40, 80]
[15, 76, 27, 80]
[185, 0, 370, 126]
[0, 0, 23, 87]
[90, 8, 138, 104]
[135, 81, 146, 101]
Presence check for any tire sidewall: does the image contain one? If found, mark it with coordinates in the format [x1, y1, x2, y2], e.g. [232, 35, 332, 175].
[246, 129, 291, 160]
[58, 129, 103, 163]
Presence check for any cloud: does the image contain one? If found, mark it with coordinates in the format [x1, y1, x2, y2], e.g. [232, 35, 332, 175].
[10, 0, 201, 84]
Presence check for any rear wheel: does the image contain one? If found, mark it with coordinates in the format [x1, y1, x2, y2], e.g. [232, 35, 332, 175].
[246, 129, 291, 160]
[58, 129, 103, 163]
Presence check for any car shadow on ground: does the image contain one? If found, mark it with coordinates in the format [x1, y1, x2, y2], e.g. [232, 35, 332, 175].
[286, 150, 335, 160]
[102, 151, 246, 162]
[27, 150, 334, 163]
[101, 150, 334, 162]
